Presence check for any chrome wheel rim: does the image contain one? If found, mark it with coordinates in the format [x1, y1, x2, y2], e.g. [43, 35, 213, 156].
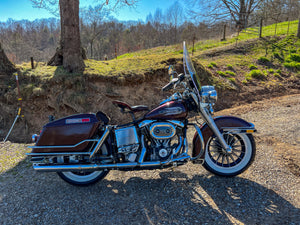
[205, 133, 252, 174]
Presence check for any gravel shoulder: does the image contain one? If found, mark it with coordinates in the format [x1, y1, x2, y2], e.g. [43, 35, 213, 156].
[0, 94, 299, 225]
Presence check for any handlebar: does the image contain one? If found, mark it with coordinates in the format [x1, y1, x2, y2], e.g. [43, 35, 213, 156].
[162, 73, 185, 92]
[162, 81, 174, 92]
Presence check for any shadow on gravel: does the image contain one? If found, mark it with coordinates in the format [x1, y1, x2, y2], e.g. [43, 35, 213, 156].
[0, 163, 299, 225]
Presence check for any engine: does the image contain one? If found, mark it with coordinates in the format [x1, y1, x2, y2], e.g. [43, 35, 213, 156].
[115, 121, 184, 163]
[147, 121, 183, 161]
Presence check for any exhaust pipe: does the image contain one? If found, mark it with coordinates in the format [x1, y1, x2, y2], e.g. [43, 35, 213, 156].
[33, 155, 190, 172]
[33, 162, 138, 172]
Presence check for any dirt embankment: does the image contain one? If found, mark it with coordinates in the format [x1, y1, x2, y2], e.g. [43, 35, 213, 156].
[0, 59, 299, 142]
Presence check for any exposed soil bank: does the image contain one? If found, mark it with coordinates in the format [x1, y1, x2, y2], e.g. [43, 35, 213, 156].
[0, 63, 299, 142]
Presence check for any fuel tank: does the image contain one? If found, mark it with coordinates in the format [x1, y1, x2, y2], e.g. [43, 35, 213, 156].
[33, 114, 101, 153]
[144, 100, 188, 120]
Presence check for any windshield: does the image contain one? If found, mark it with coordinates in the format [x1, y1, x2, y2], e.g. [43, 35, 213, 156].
[183, 41, 201, 95]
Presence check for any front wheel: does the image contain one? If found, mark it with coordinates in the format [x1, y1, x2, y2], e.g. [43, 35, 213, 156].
[203, 133, 256, 177]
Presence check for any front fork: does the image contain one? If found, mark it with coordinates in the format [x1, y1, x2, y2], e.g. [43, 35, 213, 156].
[199, 104, 232, 153]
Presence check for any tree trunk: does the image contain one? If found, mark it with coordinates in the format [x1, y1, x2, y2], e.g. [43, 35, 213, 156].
[237, 0, 247, 30]
[0, 42, 17, 74]
[48, 0, 85, 73]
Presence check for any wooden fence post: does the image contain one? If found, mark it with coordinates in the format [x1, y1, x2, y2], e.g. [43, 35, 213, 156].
[30, 57, 34, 69]
[259, 19, 263, 38]
[221, 24, 226, 41]
[192, 34, 196, 56]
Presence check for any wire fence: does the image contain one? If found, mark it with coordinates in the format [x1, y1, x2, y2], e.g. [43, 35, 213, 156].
[227, 19, 300, 43]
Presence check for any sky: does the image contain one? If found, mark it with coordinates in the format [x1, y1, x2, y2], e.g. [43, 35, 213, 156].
[0, 0, 178, 22]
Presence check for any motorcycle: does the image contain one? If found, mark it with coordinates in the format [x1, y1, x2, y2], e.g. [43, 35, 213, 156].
[27, 42, 256, 186]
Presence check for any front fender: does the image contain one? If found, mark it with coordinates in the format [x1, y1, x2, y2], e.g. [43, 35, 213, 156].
[192, 116, 256, 158]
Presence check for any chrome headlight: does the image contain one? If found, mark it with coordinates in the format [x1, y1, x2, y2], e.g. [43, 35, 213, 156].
[200, 86, 217, 103]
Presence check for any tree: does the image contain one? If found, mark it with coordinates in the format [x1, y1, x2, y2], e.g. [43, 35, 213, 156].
[81, 5, 112, 59]
[188, 0, 263, 30]
[32, 0, 138, 73]
[165, 1, 184, 43]
[0, 42, 16, 74]
[255, 0, 300, 25]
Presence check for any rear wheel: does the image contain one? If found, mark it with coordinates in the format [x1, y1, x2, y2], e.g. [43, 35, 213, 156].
[57, 143, 110, 186]
[203, 133, 255, 177]
[57, 170, 109, 186]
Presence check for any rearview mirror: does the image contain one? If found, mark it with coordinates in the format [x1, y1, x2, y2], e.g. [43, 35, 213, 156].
[168, 65, 174, 81]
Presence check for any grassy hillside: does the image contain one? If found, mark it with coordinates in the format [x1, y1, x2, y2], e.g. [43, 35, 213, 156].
[19, 20, 299, 84]
[10, 19, 300, 101]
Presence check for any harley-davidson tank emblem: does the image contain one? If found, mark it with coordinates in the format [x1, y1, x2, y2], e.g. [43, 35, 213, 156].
[160, 107, 183, 116]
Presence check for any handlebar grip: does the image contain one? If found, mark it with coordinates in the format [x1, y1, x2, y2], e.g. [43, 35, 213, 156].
[162, 82, 173, 91]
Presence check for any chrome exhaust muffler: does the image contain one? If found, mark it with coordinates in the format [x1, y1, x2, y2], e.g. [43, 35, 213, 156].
[33, 155, 190, 172]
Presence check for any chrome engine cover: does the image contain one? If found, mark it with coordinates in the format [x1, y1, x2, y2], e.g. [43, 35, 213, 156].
[115, 126, 139, 153]
[150, 122, 176, 139]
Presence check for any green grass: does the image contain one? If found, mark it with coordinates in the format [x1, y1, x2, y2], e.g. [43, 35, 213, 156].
[257, 56, 270, 64]
[284, 62, 300, 70]
[249, 64, 258, 70]
[227, 77, 236, 83]
[191, 20, 298, 53]
[217, 71, 226, 77]
[0, 143, 31, 174]
[226, 64, 234, 70]
[248, 69, 267, 80]
[225, 71, 236, 76]
[17, 20, 299, 91]
[286, 53, 300, 62]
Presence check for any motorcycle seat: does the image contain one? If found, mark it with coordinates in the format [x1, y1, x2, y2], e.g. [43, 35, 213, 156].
[112, 100, 149, 113]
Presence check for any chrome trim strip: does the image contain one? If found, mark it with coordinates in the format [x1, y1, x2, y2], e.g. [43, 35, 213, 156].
[222, 127, 256, 133]
[26, 152, 91, 156]
[138, 120, 154, 128]
[167, 120, 185, 127]
[28, 139, 99, 149]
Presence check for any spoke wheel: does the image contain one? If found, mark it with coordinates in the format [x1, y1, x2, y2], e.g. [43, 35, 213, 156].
[203, 133, 255, 177]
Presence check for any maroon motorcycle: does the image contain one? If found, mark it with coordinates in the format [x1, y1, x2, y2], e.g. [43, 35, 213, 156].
[27, 42, 256, 186]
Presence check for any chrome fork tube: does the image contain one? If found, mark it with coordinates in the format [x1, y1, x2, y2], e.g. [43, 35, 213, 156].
[199, 104, 232, 153]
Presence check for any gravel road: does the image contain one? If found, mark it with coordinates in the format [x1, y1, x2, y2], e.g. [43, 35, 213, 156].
[0, 94, 299, 225]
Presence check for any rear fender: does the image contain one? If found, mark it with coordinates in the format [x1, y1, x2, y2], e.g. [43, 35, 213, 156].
[192, 116, 256, 158]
